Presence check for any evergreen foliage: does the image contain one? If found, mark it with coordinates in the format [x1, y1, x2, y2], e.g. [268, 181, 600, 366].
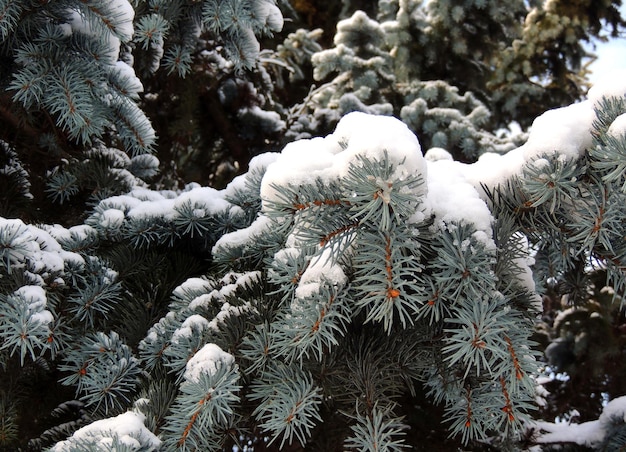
[1, 0, 626, 450]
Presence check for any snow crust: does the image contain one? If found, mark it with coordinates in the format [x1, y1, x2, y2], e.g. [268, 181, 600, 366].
[51, 411, 160, 451]
[184, 343, 235, 383]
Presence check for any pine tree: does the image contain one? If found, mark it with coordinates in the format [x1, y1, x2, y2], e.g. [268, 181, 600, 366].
[291, 0, 625, 161]
[1, 0, 626, 450]
[3, 89, 625, 449]
[0, 0, 285, 220]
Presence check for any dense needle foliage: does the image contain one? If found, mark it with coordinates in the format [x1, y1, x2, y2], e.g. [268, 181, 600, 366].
[1, 0, 626, 450]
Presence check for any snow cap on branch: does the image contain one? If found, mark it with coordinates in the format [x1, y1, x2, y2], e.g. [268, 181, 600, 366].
[260, 111, 427, 209]
[184, 343, 235, 383]
[51, 411, 160, 451]
[465, 69, 626, 190]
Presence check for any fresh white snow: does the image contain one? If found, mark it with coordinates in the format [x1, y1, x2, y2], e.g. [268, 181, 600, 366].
[533, 395, 626, 447]
[183, 343, 235, 383]
[294, 246, 349, 299]
[213, 215, 273, 252]
[51, 411, 160, 451]
[608, 112, 626, 138]
[171, 314, 210, 344]
[14, 285, 53, 326]
[32, 50, 626, 451]
[260, 111, 428, 209]
[173, 277, 214, 299]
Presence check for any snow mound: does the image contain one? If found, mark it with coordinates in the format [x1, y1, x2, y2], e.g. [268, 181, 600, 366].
[184, 343, 235, 383]
[51, 411, 160, 451]
[260, 111, 428, 209]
